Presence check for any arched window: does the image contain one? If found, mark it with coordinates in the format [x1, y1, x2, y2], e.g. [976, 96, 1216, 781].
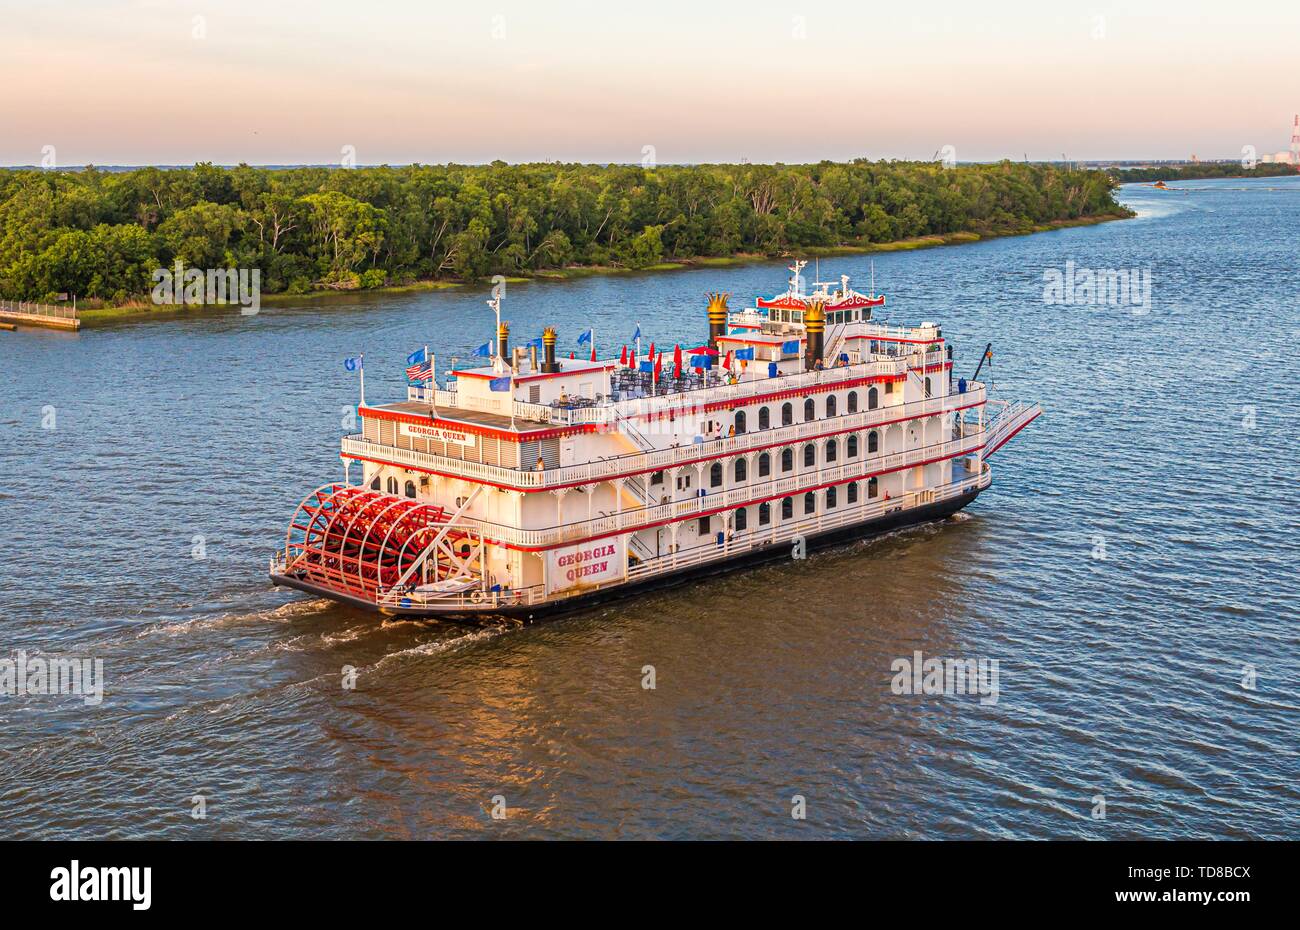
[847, 435, 859, 458]
[847, 482, 859, 504]
[847, 391, 858, 413]
[734, 508, 748, 531]
[868, 430, 879, 454]
[803, 443, 816, 468]
[386, 476, 398, 495]
[735, 410, 747, 434]
[868, 386, 879, 410]
[758, 452, 771, 477]
[826, 394, 837, 417]
[759, 501, 771, 525]
[804, 492, 816, 514]
[781, 402, 793, 426]
[404, 480, 417, 499]
[710, 462, 723, 487]
[370, 475, 381, 490]
[924, 376, 932, 398]
[826, 438, 837, 463]
[734, 458, 747, 483]
[781, 497, 793, 520]
[826, 486, 837, 508]
[758, 407, 770, 430]
[804, 398, 815, 422]
[868, 477, 879, 498]
[781, 449, 794, 472]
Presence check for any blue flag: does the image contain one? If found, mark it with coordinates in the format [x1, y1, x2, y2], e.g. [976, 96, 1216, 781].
[525, 336, 544, 350]
[406, 347, 426, 366]
[343, 356, 362, 372]
[576, 328, 592, 345]
[632, 323, 641, 341]
[489, 376, 512, 392]
[689, 355, 712, 369]
[474, 341, 491, 357]
[735, 347, 755, 361]
[781, 340, 800, 354]
[638, 360, 654, 373]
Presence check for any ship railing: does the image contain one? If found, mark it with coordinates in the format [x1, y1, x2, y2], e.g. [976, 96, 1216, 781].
[455, 433, 987, 549]
[623, 468, 988, 583]
[344, 383, 986, 490]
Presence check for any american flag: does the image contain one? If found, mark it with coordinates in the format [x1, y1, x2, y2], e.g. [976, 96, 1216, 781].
[406, 360, 432, 381]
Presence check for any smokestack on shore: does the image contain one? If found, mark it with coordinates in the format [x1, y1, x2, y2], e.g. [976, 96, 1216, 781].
[497, 322, 510, 366]
[706, 292, 729, 350]
[804, 300, 825, 371]
[541, 326, 560, 373]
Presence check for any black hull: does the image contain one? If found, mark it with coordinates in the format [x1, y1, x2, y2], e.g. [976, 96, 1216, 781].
[270, 486, 982, 622]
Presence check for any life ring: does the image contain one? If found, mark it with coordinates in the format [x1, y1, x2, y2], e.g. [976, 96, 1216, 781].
[470, 590, 485, 604]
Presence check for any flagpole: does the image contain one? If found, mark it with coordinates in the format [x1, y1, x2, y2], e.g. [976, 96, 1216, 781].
[359, 353, 366, 408]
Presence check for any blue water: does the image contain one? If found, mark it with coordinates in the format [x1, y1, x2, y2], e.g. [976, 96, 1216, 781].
[1, 177, 1297, 838]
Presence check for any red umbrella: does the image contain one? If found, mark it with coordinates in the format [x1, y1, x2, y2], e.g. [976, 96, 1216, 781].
[590, 344, 597, 362]
[672, 344, 682, 379]
[619, 345, 628, 366]
[687, 345, 719, 356]
[648, 341, 656, 361]
[722, 350, 733, 371]
[569, 351, 575, 359]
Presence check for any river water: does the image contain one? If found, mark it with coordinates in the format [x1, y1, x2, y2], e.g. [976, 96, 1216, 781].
[2, 179, 1297, 839]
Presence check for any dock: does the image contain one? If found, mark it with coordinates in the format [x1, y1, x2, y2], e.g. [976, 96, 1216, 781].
[0, 299, 81, 331]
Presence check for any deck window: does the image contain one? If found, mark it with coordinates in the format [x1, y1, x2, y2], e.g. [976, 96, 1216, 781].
[847, 391, 858, 413]
[758, 407, 770, 430]
[386, 476, 398, 495]
[803, 444, 815, 468]
[804, 398, 815, 422]
[781, 449, 794, 472]
[781, 402, 793, 426]
[734, 458, 747, 483]
[868, 387, 879, 409]
[734, 508, 748, 532]
[781, 497, 793, 520]
[847, 435, 859, 458]
[758, 452, 771, 477]
[826, 394, 837, 417]
[826, 439, 837, 463]
[710, 462, 723, 488]
[826, 486, 837, 509]
[868, 430, 879, 454]
[735, 411, 747, 434]
[404, 480, 417, 499]
[868, 477, 879, 498]
[759, 502, 771, 525]
[698, 516, 710, 536]
[848, 482, 858, 504]
[804, 492, 816, 515]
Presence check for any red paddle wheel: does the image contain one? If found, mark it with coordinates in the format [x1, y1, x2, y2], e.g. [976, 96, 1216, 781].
[281, 484, 468, 604]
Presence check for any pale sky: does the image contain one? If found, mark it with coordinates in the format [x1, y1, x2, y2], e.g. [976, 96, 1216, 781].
[2, 0, 1297, 165]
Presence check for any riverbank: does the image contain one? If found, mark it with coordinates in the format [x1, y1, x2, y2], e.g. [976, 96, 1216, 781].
[75, 212, 1130, 325]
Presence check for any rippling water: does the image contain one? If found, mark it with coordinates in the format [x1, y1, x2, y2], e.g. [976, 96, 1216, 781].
[2, 178, 1297, 839]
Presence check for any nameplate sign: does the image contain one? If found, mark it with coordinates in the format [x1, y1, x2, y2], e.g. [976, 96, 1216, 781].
[545, 538, 627, 594]
[399, 422, 476, 447]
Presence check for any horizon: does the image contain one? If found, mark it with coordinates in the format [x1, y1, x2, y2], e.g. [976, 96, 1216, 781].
[3, 1, 1298, 167]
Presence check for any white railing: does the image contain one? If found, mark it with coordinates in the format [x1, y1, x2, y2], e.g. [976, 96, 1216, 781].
[454, 432, 987, 549]
[345, 383, 987, 490]
[983, 401, 1042, 457]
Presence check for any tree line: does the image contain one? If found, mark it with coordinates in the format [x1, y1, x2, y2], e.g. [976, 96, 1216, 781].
[1109, 162, 1296, 183]
[0, 160, 1129, 305]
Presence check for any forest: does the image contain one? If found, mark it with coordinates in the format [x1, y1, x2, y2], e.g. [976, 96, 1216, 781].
[1109, 162, 1296, 183]
[0, 160, 1130, 305]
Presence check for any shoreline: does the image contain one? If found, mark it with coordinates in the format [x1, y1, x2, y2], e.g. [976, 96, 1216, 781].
[75, 212, 1130, 324]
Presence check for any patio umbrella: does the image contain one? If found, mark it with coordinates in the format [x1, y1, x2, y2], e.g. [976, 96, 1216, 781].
[722, 351, 733, 371]
[672, 344, 682, 379]
[687, 345, 719, 356]
[619, 345, 628, 366]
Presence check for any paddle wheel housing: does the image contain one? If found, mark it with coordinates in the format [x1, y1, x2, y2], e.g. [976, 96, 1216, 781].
[280, 484, 482, 605]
